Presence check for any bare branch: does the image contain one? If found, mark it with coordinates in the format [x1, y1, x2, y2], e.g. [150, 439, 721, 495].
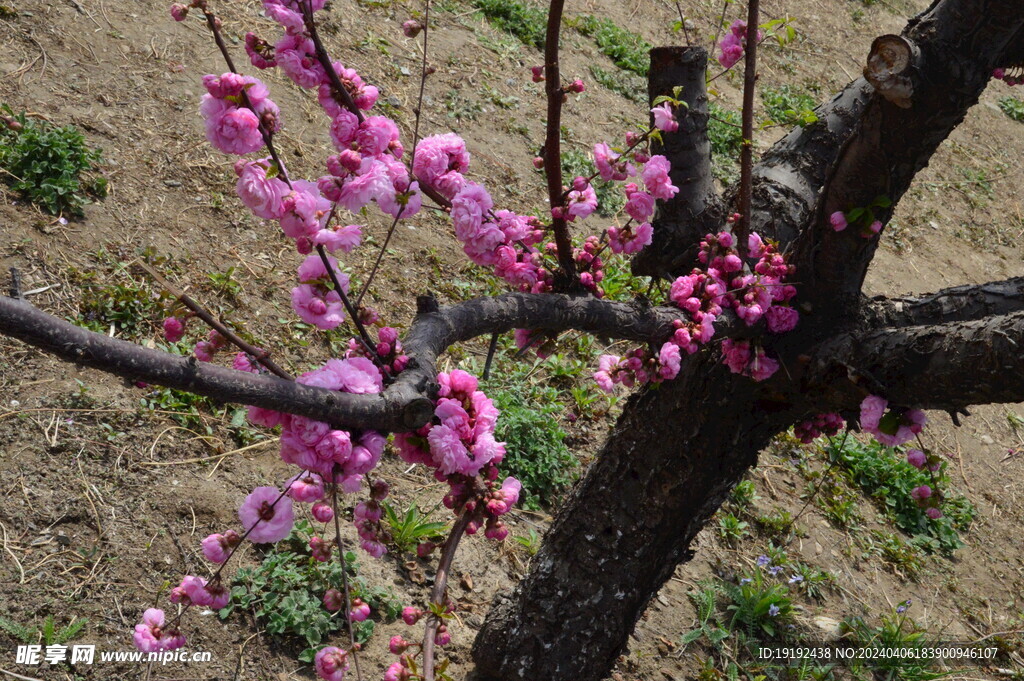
[0, 292, 721, 431]
[810, 310, 1024, 413]
[863, 276, 1024, 328]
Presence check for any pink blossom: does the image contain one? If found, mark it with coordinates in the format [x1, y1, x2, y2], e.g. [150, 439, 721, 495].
[747, 348, 779, 381]
[248, 406, 287, 428]
[163, 317, 185, 343]
[314, 224, 362, 253]
[624, 187, 655, 222]
[830, 211, 847, 232]
[200, 530, 240, 563]
[926, 507, 942, 520]
[349, 598, 371, 622]
[194, 340, 216, 362]
[402, 19, 422, 37]
[238, 486, 294, 543]
[133, 609, 185, 653]
[291, 285, 345, 330]
[338, 159, 392, 212]
[235, 159, 288, 220]
[202, 103, 264, 155]
[765, 305, 799, 333]
[860, 395, 887, 432]
[286, 472, 325, 503]
[564, 184, 597, 221]
[279, 188, 324, 240]
[170, 4, 188, 21]
[640, 155, 678, 201]
[721, 339, 752, 374]
[593, 142, 630, 181]
[245, 32, 276, 69]
[311, 502, 334, 523]
[401, 606, 422, 625]
[413, 133, 471, 198]
[651, 102, 679, 132]
[275, 34, 325, 88]
[910, 484, 932, 501]
[314, 646, 349, 681]
[658, 341, 682, 380]
[906, 449, 927, 469]
[323, 588, 343, 612]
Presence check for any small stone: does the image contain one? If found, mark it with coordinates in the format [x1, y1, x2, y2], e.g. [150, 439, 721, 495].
[387, 96, 401, 108]
[980, 435, 994, 445]
[163, 180, 182, 187]
[399, 66, 411, 76]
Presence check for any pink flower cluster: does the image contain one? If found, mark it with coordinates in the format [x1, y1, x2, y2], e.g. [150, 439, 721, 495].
[859, 395, 926, 447]
[718, 19, 763, 69]
[342, 325, 409, 382]
[133, 609, 186, 653]
[238, 486, 295, 543]
[394, 370, 520, 541]
[793, 413, 844, 443]
[727, 233, 798, 332]
[194, 329, 228, 362]
[291, 253, 348, 330]
[352, 478, 391, 557]
[445, 179, 548, 290]
[199, 72, 279, 155]
[721, 339, 778, 382]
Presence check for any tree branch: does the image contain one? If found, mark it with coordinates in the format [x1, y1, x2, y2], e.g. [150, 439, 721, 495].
[809, 310, 1024, 413]
[795, 0, 1024, 317]
[863, 276, 1024, 328]
[631, 46, 722, 279]
[0, 293, 726, 431]
[542, 0, 576, 284]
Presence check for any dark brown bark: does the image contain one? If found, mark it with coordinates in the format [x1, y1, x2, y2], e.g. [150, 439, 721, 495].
[863, 277, 1024, 328]
[0, 292, 722, 431]
[632, 46, 723, 278]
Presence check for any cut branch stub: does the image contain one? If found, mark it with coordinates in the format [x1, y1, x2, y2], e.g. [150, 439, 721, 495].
[864, 34, 919, 108]
[632, 46, 722, 279]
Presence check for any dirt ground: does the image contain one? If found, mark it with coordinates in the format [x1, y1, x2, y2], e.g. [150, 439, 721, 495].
[1, 0, 1023, 679]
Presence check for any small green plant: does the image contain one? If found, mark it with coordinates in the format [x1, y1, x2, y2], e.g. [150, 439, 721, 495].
[842, 602, 958, 680]
[225, 521, 401, 662]
[444, 89, 483, 122]
[573, 15, 652, 77]
[588, 65, 647, 103]
[718, 512, 751, 546]
[824, 438, 975, 555]
[207, 266, 243, 300]
[0, 106, 106, 216]
[787, 562, 835, 600]
[707, 102, 743, 183]
[728, 479, 759, 512]
[381, 501, 448, 554]
[512, 528, 541, 556]
[0, 615, 88, 645]
[487, 357, 578, 508]
[472, 0, 547, 48]
[999, 96, 1024, 122]
[760, 85, 818, 127]
[864, 529, 925, 577]
[754, 508, 797, 538]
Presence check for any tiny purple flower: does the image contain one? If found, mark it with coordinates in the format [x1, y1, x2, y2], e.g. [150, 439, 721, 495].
[756, 555, 770, 567]
[768, 604, 780, 617]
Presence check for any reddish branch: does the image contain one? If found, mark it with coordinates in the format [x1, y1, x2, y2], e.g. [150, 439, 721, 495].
[421, 511, 471, 681]
[735, 0, 760, 250]
[541, 0, 577, 284]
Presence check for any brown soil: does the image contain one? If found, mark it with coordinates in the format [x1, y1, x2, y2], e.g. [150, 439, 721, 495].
[0, 0, 1022, 679]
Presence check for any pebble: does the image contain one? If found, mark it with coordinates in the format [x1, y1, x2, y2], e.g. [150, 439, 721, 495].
[399, 66, 411, 76]
[980, 435, 994, 445]
[387, 96, 402, 108]
[163, 180, 182, 187]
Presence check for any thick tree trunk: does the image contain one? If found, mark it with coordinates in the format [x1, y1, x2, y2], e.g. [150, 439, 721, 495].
[472, 356, 796, 679]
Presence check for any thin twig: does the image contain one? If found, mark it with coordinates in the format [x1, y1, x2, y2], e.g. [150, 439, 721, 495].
[736, 0, 761, 252]
[422, 511, 471, 681]
[330, 483, 363, 681]
[541, 0, 577, 284]
[136, 261, 293, 380]
[314, 245, 382, 365]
